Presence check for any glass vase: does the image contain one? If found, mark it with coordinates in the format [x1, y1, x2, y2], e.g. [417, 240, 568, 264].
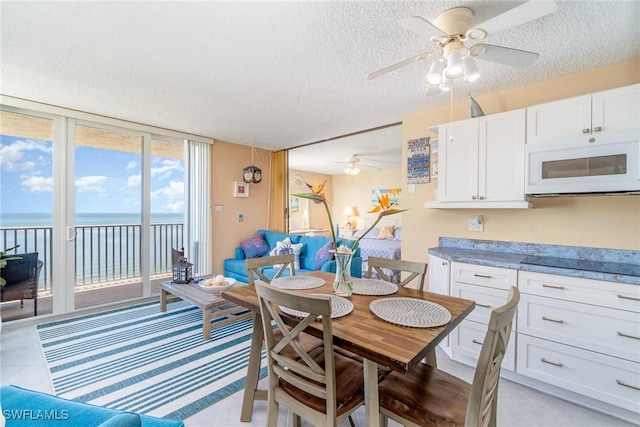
[333, 252, 353, 297]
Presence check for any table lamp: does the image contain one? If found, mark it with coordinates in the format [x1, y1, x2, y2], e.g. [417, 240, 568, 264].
[343, 206, 355, 229]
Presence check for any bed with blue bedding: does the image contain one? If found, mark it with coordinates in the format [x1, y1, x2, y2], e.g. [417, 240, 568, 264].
[353, 224, 402, 283]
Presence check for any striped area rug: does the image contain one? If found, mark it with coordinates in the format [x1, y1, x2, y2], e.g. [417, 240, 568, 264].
[36, 300, 267, 420]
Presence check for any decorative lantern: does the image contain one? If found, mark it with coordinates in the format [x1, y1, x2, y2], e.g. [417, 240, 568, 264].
[172, 256, 193, 284]
[242, 146, 262, 184]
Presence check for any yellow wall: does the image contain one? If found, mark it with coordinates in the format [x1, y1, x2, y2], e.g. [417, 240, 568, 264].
[211, 141, 272, 274]
[400, 58, 640, 291]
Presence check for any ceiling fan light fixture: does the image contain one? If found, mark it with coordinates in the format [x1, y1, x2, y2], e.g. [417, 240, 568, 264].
[444, 50, 464, 79]
[439, 72, 452, 91]
[344, 165, 360, 176]
[425, 59, 445, 86]
[463, 56, 481, 83]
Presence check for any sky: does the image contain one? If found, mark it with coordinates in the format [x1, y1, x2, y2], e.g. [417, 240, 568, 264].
[0, 134, 185, 215]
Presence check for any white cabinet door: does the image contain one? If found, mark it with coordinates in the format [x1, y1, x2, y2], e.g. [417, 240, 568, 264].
[437, 119, 478, 202]
[428, 254, 451, 354]
[527, 84, 640, 145]
[437, 110, 526, 203]
[479, 109, 526, 201]
[526, 94, 591, 144]
[592, 84, 640, 135]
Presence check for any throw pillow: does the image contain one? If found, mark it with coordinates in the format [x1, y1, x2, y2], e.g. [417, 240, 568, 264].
[269, 238, 293, 268]
[239, 233, 270, 259]
[313, 240, 334, 270]
[290, 242, 303, 270]
[377, 225, 395, 240]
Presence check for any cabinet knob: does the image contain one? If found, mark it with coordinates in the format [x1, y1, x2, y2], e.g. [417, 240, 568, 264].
[582, 128, 591, 134]
[472, 195, 477, 200]
[442, 262, 448, 266]
[593, 126, 602, 132]
[588, 138, 596, 143]
[479, 195, 485, 200]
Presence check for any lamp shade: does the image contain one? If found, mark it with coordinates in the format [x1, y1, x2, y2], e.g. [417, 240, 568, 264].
[344, 166, 360, 176]
[463, 56, 481, 83]
[343, 206, 355, 217]
[444, 50, 464, 79]
[425, 60, 445, 86]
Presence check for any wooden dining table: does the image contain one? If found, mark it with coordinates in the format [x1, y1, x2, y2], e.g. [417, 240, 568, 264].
[222, 270, 475, 427]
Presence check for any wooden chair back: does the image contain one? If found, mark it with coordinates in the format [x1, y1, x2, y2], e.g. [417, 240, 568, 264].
[366, 256, 428, 290]
[465, 286, 520, 427]
[245, 254, 295, 285]
[378, 286, 520, 427]
[255, 281, 339, 425]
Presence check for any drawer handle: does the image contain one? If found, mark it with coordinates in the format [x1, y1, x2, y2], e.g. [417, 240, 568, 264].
[617, 294, 640, 302]
[476, 303, 491, 308]
[593, 126, 602, 132]
[541, 358, 564, 368]
[582, 128, 591, 134]
[616, 380, 640, 391]
[542, 284, 565, 290]
[617, 331, 640, 341]
[542, 316, 565, 324]
[473, 274, 492, 279]
[472, 339, 483, 345]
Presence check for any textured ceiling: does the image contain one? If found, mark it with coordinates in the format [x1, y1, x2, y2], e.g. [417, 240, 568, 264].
[1, 1, 639, 175]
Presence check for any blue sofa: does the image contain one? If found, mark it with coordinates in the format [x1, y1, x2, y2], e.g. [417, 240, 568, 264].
[0, 385, 184, 427]
[223, 229, 362, 283]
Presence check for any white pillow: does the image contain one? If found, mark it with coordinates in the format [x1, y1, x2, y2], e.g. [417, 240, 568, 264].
[269, 238, 292, 257]
[268, 238, 302, 270]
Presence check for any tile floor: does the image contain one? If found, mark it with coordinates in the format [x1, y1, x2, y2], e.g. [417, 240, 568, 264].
[1, 317, 637, 427]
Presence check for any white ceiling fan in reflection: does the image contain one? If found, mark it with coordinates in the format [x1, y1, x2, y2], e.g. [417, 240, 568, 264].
[337, 154, 396, 176]
[368, 1, 558, 95]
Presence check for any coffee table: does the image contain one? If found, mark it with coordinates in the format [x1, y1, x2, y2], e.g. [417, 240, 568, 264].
[160, 279, 251, 340]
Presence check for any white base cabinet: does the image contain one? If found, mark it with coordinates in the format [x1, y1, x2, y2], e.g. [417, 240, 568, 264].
[436, 260, 640, 422]
[428, 255, 451, 355]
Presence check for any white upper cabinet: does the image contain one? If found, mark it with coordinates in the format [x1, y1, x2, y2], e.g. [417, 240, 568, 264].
[527, 84, 640, 146]
[433, 109, 528, 208]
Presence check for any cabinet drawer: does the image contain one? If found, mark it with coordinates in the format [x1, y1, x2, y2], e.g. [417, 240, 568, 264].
[451, 282, 511, 326]
[519, 271, 640, 312]
[517, 334, 640, 413]
[519, 294, 640, 363]
[451, 262, 516, 290]
[451, 319, 516, 371]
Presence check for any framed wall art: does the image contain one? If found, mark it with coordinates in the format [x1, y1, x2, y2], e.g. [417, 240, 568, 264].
[234, 181, 249, 198]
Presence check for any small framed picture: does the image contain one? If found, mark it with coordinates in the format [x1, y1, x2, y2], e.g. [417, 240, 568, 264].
[234, 181, 249, 198]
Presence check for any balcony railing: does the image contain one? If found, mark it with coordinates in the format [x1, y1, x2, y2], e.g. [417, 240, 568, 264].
[1, 222, 184, 291]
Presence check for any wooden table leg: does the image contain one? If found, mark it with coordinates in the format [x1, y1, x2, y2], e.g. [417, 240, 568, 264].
[240, 312, 265, 422]
[160, 289, 168, 312]
[202, 308, 212, 341]
[364, 358, 381, 427]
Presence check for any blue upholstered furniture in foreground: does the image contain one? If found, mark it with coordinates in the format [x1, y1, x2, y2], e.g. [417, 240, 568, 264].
[223, 229, 362, 283]
[0, 385, 184, 427]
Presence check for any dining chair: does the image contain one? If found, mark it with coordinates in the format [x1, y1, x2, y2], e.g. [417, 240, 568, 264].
[245, 253, 295, 285]
[255, 281, 366, 427]
[366, 256, 428, 291]
[378, 287, 520, 427]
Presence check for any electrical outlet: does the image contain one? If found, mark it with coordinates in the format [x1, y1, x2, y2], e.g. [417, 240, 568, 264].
[468, 215, 484, 232]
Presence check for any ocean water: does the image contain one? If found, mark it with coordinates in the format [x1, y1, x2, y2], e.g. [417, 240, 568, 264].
[1, 212, 184, 286]
[1, 212, 184, 227]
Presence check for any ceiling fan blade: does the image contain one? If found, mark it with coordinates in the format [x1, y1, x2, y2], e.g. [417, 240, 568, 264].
[471, 0, 558, 36]
[398, 16, 447, 41]
[470, 44, 540, 69]
[368, 50, 438, 80]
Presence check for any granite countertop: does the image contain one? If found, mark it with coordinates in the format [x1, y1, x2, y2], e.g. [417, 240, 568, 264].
[428, 238, 640, 285]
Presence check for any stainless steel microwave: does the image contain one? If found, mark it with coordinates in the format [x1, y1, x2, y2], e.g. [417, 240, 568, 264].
[525, 130, 640, 195]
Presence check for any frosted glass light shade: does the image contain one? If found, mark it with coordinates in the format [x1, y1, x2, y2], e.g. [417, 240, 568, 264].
[445, 51, 464, 79]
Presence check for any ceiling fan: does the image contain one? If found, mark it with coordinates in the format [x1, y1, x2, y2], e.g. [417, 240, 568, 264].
[368, 0, 558, 94]
[336, 154, 397, 176]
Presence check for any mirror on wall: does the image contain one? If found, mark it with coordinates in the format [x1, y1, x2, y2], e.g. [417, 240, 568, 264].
[287, 125, 403, 233]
